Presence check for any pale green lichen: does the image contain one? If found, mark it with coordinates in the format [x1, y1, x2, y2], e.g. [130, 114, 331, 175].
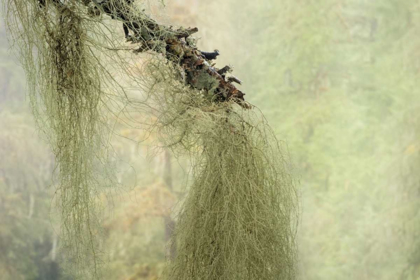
[3, 1, 298, 279]
[140, 58, 298, 280]
[3, 0, 109, 277]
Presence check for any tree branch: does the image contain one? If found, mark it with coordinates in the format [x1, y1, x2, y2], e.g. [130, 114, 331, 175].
[86, 0, 250, 108]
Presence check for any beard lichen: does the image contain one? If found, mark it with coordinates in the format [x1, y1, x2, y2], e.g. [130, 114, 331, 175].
[3, 0, 298, 279]
[3, 0, 109, 277]
[164, 114, 297, 280]
[140, 59, 298, 280]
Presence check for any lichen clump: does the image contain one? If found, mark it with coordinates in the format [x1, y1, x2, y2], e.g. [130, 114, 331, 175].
[142, 60, 298, 280]
[3, 0, 106, 276]
[165, 113, 297, 280]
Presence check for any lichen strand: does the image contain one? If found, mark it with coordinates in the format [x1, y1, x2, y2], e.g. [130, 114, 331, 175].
[50, 12, 103, 277]
[162, 109, 297, 280]
[141, 61, 297, 280]
[3, 0, 105, 277]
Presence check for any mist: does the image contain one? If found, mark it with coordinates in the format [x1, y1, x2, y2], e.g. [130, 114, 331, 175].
[0, 0, 419, 279]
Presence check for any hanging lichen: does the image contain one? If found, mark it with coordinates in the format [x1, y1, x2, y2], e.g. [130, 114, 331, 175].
[2, 0, 298, 279]
[165, 115, 297, 280]
[3, 0, 108, 277]
[137, 58, 298, 280]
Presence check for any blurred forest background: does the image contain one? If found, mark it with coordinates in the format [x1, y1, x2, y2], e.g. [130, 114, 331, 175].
[1, 0, 420, 279]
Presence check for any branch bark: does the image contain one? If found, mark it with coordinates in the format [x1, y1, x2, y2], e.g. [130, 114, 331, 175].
[86, 0, 250, 108]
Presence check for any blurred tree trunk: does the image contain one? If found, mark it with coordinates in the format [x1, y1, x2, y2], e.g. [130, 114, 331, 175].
[163, 149, 176, 260]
